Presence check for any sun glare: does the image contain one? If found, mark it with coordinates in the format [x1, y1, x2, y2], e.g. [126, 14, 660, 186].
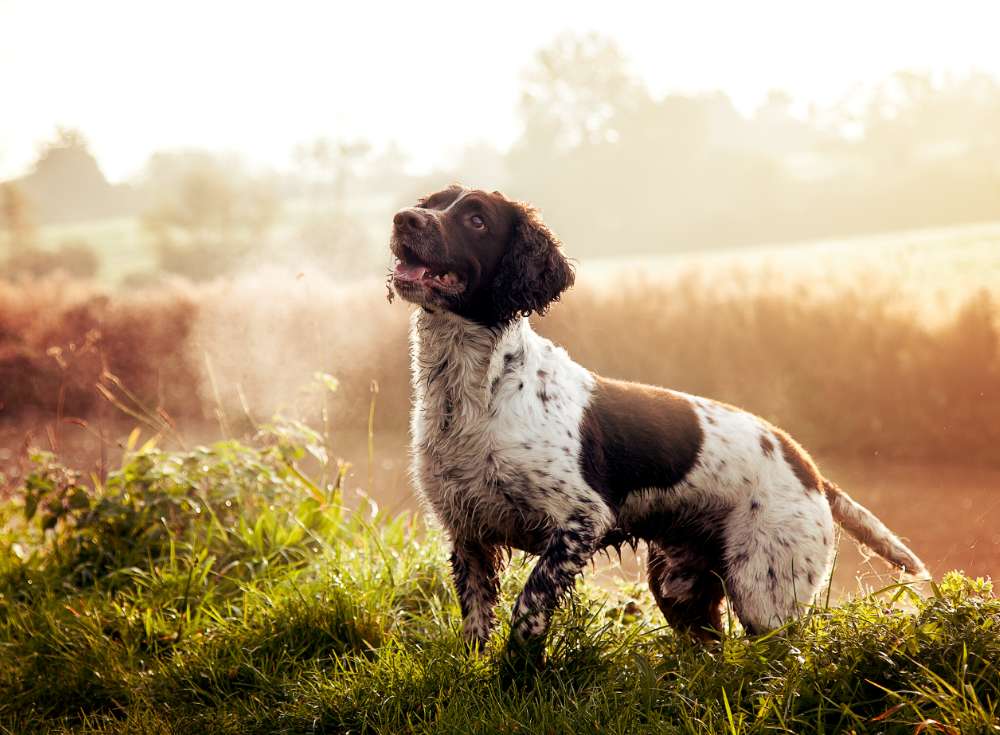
[2, 0, 999, 181]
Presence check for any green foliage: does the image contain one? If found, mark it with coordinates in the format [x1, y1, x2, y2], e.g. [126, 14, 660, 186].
[17, 422, 341, 590]
[1, 431, 997, 734]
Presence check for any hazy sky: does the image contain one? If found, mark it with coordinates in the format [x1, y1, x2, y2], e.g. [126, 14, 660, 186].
[2, 0, 999, 182]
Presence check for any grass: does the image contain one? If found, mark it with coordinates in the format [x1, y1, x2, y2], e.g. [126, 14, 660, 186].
[1, 423, 997, 734]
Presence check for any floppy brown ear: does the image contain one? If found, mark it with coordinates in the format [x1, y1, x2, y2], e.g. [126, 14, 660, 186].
[491, 202, 575, 324]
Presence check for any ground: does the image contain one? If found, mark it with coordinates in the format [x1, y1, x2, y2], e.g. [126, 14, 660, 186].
[1, 428, 997, 734]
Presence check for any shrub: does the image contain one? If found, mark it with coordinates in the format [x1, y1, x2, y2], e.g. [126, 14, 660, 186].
[2, 241, 100, 280]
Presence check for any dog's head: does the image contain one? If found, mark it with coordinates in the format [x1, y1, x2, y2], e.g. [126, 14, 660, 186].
[389, 185, 574, 326]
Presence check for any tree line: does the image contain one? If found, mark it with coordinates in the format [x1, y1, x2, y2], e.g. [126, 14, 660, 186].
[4, 33, 1000, 281]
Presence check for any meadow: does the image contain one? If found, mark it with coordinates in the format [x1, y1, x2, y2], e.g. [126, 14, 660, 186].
[35, 217, 158, 284]
[2, 224, 999, 732]
[1, 425, 998, 734]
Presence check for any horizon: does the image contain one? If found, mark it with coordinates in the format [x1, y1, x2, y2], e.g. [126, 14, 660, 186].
[3, 0, 1000, 183]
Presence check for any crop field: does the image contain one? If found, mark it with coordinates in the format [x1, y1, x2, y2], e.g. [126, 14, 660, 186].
[580, 221, 1000, 320]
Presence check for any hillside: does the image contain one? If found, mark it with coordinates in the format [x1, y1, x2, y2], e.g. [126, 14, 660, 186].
[1, 431, 997, 733]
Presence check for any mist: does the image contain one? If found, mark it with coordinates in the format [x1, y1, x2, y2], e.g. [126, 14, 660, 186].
[2, 26, 1000, 597]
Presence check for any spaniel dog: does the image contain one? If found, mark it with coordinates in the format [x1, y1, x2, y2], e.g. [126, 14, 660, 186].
[389, 185, 927, 659]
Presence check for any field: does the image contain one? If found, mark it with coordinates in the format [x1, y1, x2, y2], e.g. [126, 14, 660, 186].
[583, 221, 1000, 321]
[1, 430, 997, 733]
[30, 212, 1000, 304]
[2, 222, 1000, 732]
[36, 217, 158, 284]
[30, 192, 397, 287]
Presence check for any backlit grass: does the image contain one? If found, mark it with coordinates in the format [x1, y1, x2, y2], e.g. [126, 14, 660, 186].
[1, 423, 997, 734]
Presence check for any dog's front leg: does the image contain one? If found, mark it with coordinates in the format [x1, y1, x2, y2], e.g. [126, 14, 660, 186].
[507, 514, 604, 660]
[450, 538, 504, 649]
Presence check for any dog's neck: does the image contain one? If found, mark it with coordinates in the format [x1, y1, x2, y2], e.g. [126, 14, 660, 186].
[409, 309, 531, 410]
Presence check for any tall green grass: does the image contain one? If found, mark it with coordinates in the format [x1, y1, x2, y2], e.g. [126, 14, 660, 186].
[1, 423, 997, 734]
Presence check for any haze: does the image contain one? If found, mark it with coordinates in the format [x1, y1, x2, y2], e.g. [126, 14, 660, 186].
[2, 0, 999, 182]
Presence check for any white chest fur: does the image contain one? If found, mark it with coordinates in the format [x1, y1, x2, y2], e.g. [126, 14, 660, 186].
[408, 310, 609, 547]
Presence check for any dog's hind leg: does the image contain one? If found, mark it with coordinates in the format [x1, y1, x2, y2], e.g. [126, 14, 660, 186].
[722, 491, 835, 634]
[647, 539, 725, 642]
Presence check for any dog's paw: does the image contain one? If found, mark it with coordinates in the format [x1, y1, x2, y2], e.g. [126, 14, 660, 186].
[499, 633, 546, 682]
[462, 633, 490, 657]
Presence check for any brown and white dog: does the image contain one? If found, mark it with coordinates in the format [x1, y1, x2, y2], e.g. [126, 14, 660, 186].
[389, 185, 927, 656]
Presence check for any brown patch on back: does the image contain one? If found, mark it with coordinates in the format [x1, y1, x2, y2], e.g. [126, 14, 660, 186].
[579, 376, 703, 504]
[774, 429, 822, 492]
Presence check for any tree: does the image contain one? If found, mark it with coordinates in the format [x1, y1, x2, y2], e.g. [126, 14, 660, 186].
[0, 181, 35, 254]
[517, 33, 645, 151]
[141, 152, 280, 280]
[17, 128, 120, 223]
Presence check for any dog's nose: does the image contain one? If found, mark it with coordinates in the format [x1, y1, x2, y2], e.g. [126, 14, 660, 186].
[393, 208, 427, 232]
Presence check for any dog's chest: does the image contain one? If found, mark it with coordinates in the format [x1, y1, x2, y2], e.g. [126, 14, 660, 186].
[410, 313, 596, 543]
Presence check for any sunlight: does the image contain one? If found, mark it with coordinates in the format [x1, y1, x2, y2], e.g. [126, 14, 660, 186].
[2, 0, 999, 181]
[2, 4, 1000, 731]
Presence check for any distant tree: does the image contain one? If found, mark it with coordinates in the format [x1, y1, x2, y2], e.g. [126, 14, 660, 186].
[507, 34, 651, 251]
[294, 138, 372, 206]
[505, 34, 1000, 254]
[363, 142, 411, 192]
[452, 142, 509, 188]
[288, 137, 386, 277]
[0, 181, 35, 254]
[748, 90, 820, 154]
[17, 128, 120, 223]
[141, 152, 280, 280]
[509, 33, 759, 254]
[31, 128, 105, 185]
[517, 33, 645, 151]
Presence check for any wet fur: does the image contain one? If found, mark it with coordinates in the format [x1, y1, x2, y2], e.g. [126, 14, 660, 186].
[396, 188, 928, 652]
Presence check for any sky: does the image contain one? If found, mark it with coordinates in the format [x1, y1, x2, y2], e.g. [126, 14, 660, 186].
[2, 0, 999, 183]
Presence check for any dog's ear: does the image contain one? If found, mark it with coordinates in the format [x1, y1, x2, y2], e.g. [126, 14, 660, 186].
[492, 202, 575, 323]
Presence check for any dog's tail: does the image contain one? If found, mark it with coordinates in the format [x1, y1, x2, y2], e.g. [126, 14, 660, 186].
[823, 480, 929, 578]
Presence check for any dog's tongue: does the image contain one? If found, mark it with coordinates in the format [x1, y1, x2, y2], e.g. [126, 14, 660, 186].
[394, 262, 428, 282]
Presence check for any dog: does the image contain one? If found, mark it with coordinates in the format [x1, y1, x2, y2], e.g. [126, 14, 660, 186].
[389, 185, 927, 656]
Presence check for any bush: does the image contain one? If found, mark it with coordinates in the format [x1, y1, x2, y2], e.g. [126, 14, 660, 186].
[0, 278, 200, 423]
[2, 241, 100, 279]
[17, 420, 337, 588]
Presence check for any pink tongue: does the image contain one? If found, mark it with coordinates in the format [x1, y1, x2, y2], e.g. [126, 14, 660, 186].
[394, 263, 428, 282]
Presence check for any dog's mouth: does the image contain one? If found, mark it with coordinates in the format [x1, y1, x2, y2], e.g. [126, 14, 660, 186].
[392, 245, 465, 294]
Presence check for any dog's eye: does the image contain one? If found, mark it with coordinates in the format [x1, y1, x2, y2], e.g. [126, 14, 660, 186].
[469, 214, 486, 230]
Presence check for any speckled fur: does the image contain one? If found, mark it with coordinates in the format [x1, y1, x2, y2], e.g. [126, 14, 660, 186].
[410, 308, 611, 644]
[408, 304, 927, 650]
